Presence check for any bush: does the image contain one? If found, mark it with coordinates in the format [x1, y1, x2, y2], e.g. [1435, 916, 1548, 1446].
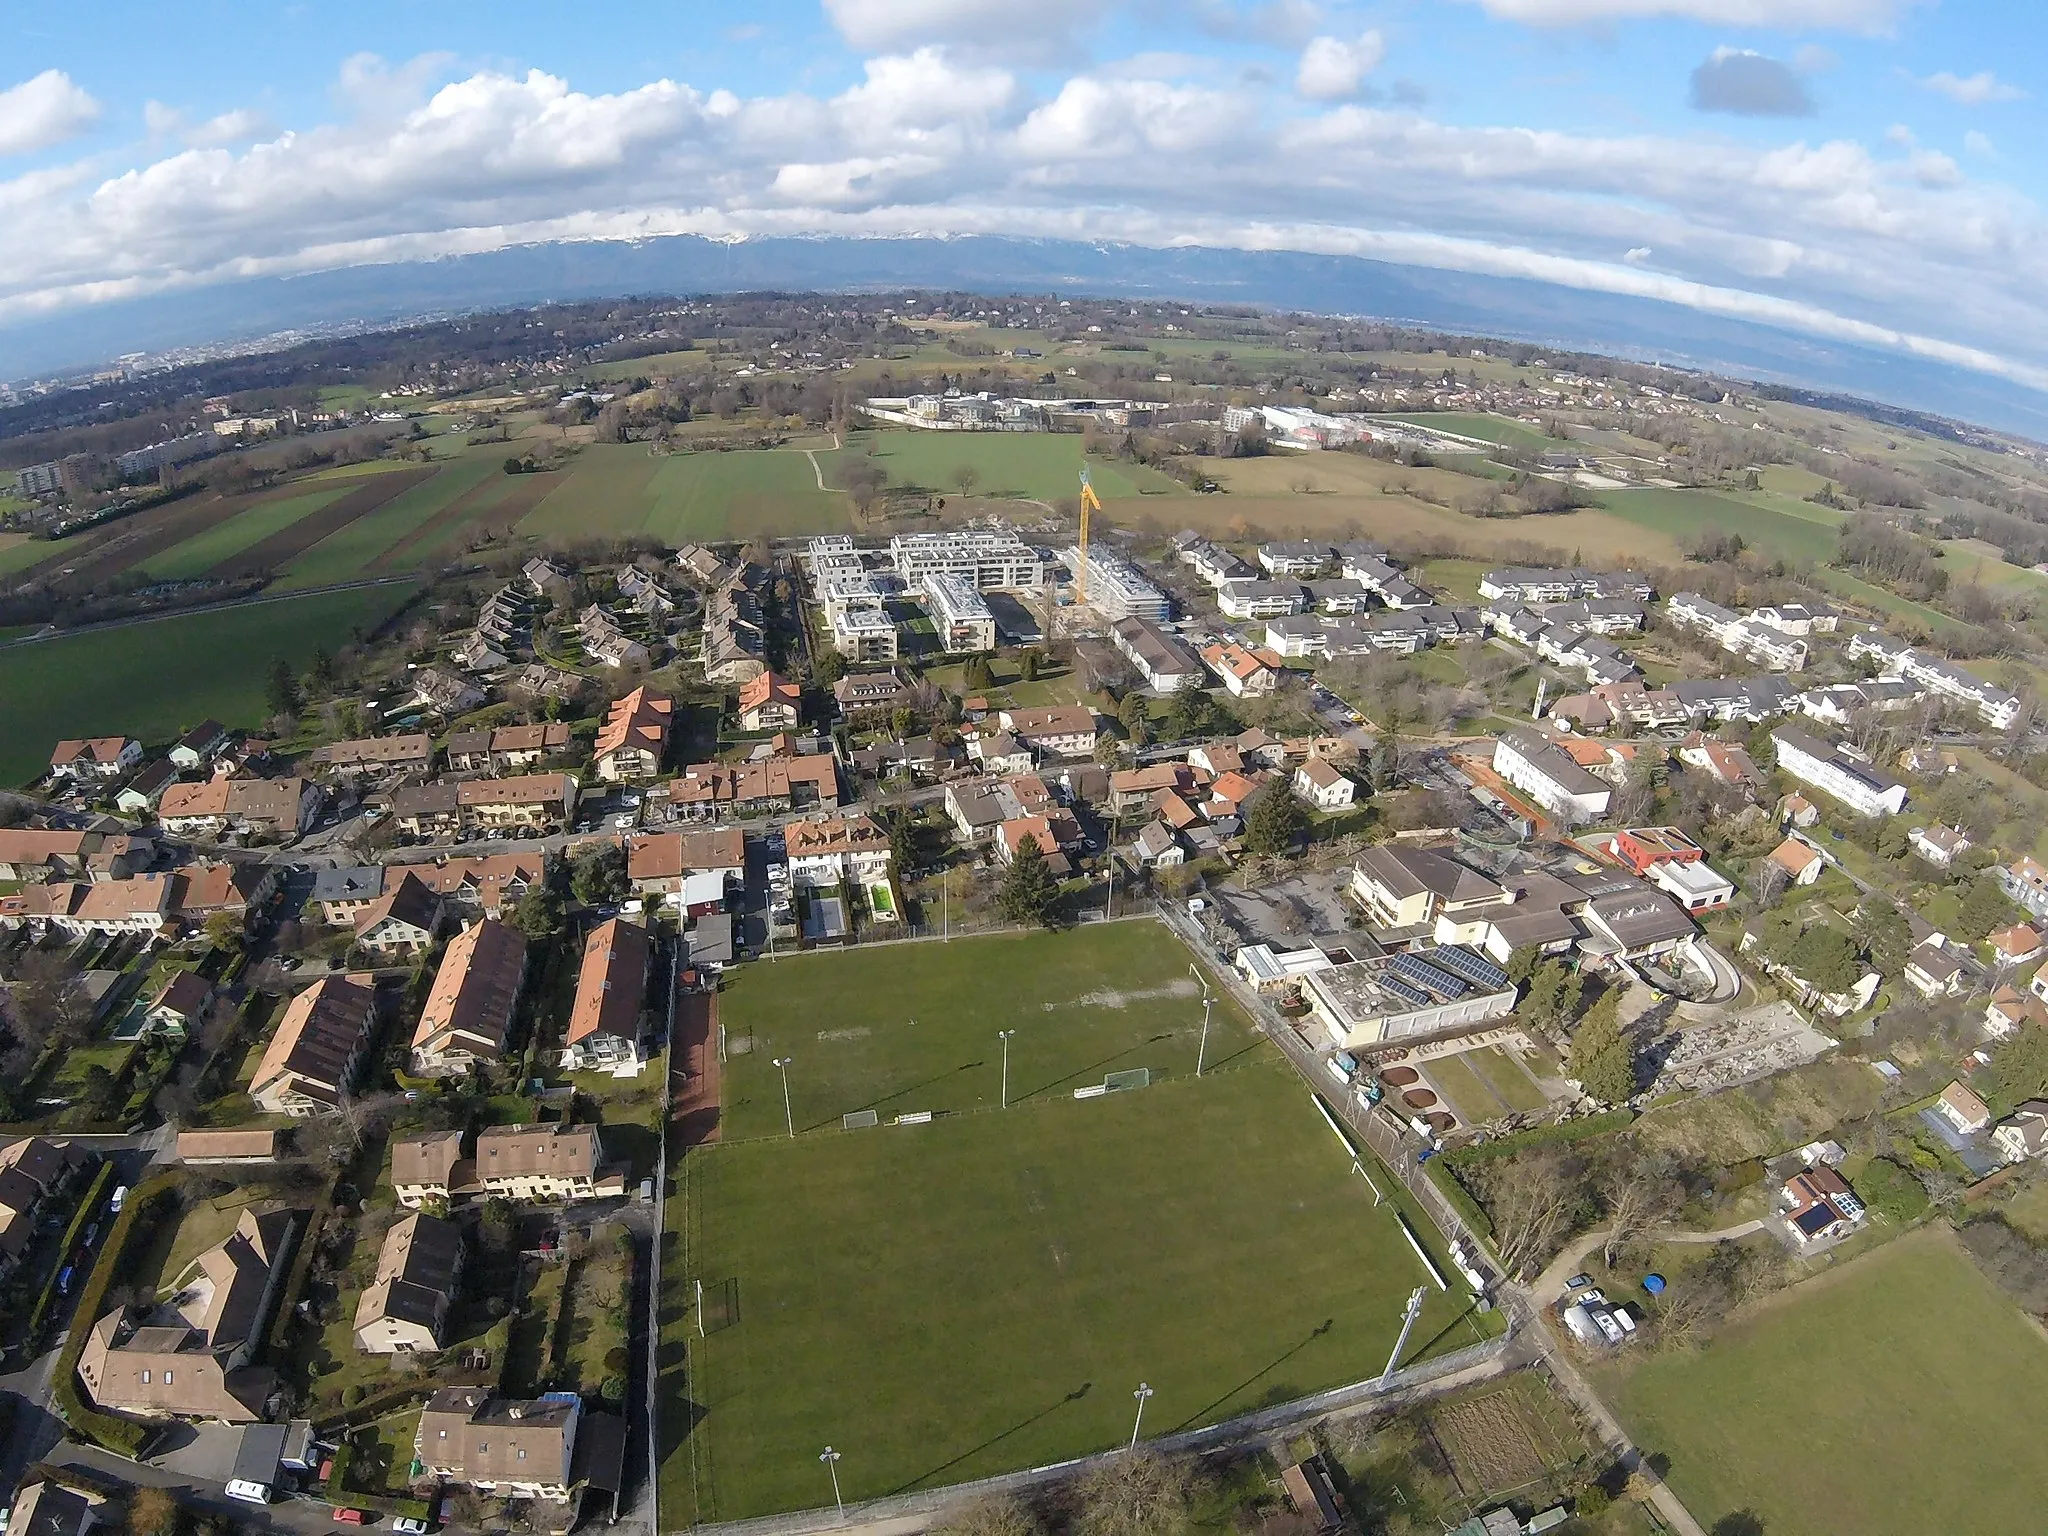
[604, 1347, 629, 1373]
[600, 1374, 628, 1402]
[344, 1385, 367, 1408]
[1856, 1157, 1931, 1225]
[26, 1160, 114, 1347]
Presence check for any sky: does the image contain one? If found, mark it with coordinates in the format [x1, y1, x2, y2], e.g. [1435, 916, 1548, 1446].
[2, 0, 2045, 392]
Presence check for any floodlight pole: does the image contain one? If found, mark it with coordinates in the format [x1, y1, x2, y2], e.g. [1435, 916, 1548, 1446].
[999, 1030, 1017, 1108]
[1189, 965, 1213, 1077]
[695, 1278, 706, 1337]
[1379, 1287, 1428, 1389]
[820, 1447, 845, 1522]
[1128, 1383, 1154, 1450]
[773, 1056, 795, 1138]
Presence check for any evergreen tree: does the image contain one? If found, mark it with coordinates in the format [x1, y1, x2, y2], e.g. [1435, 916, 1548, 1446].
[1959, 873, 2016, 939]
[810, 647, 846, 687]
[1854, 897, 1913, 975]
[1018, 649, 1042, 682]
[1118, 691, 1152, 746]
[888, 814, 922, 874]
[570, 845, 629, 908]
[998, 835, 1061, 928]
[1520, 959, 1582, 1031]
[515, 865, 569, 940]
[1241, 781, 1306, 856]
[962, 655, 996, 692]
[1785, 927, 1861, 993]
[307, 646, 337, 697]
[1568, 986, 1636, 1104]
[265, 657, 303, 719]
[1369, 731, 1401, 794]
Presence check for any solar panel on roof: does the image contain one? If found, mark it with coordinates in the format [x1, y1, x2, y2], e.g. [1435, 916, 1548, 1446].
[1429, 946, 1511, 991]
[1390, 951, 1468, 999]
[1377, 975, 1433, 1008]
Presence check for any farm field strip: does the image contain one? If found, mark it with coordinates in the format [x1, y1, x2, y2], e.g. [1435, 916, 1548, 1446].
[137, 486, 352, 580]
[370, 466, 533, 569]
[845, 429, 1186, 502]
[279, 453, 499, 586]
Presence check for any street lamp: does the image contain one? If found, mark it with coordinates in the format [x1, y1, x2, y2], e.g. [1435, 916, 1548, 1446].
[998, 1030, 1017, 1108]
[1189, 965, 1213, 1078]
[773, 1056, 795, 1139]
[1129, 1382, 1154, 1450]
[820, 1447, 845, 1522]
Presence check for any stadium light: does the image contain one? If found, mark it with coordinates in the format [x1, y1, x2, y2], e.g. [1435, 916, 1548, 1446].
[998, 1030, 1017, 1108]
[1189, 965, 1213, 1078]
[820, 1447, 845, 1522]
[773, 1056, 795, 1138]
[1128, 1382, 1154, 1450]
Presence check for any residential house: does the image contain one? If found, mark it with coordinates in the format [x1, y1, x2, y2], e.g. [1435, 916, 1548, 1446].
[412, 921, 528, 1076]
[669, 753, 840, 820]
[2000, 855, 2048, 921]
[1258, 540, 1331, 576]
[169, 720, 231, 770]
[1293, 757, 1355, 811]
[392, 783, 463, 840]
[1217, 579, 1307, 620]
[1132, 821, 1185, 867]
[117, 759, 181, 816]
[1769, 729, 1909, 818]
[1990, 924, 2046, 966]
[0, 873, 178, 939]
[354, 873, 444, 957]
[832, 671, 914, 718]
[1909, 825, 1970, 867]
[507, 664, 586, 706]
[1781, 1166, 1865, 1246]
[1492, 728, 1613, 825]
[76, 1206, 301, 1422]
[0, 829, 100, 882]
[416, 1387, 582, 1503]
[314, 734, 436, 780]
[169, 862, 276, 931]
[48, 738, 143, 783]
[389, 854, 543, 920]
[1675, 733, 1765, 797]
[408, 667, 487, 716]
[967, 730, 1033, 776]
[998, 706, 1098, 758]
[1110, 764, 1207, 815]
[6, 1480, 106, 1536]
[458, 774, 577, 832]
[0, 1138, 84, 1279]
[1202, 642, 1283, 698]
[1749, 602, 1838, 635]
[1765, 838, 1825, 888]
[476, 1123, 603, 1202]
[354, 1212, 462, 1354]
[1904, 939, 1969, 999]
[482, 723, 572, 772]
[1992, 1102, 2048, 1164]
[251, 976, 377, 1116]
[561, 919, 650, 1072]
[593, 688, 674, 782]
[945, 781, 1009, 844]
[703, 567, 769, 686]
[577, 607, 650, 670]
[622, 828, 744, 909]
[1935, 1080, 1993, 1135]
[1780, 794, 1820, 829]
[786, 815, 892, 890]
[157, 777, 322, 839]
[522, 556, 569, 594]
[391, 1131, 477, 1209]
[143, 972, 213, 1040]
[737, 672, 801, 732]
[997, 815, 1078, 875]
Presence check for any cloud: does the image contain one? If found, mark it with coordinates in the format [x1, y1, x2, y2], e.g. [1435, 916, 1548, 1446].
[1964, 129, 1995, 158]
[1690, 49, 1814, 116]
[1623, 246, 1652, 262]
[1466, 0, 1916, 29]
[144, 102, 273, 148]
[1917, 71, 2027, 106]
[821, 0, 1096, 63]
[0, 70, 101, 156]
[1193, 0, 1326, 47]
[1296, 33, 1386, 101]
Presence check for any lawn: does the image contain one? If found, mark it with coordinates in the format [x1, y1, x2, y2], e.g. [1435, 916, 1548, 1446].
[0, 533, 54, 580]
[1462, 1044, 1549, 1114]
[1601, 1228, 2048, 1536]
[844, 429, 1186, 502]
[664, 923, 1493, 1522]
[138, 486, 351, 580]
[0, 582, 419, 786]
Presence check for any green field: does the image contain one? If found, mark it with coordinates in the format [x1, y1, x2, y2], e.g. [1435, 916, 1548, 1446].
[517, 443, 848, 542]
[0, 535, 54, 579]
[280, 453, 499, 587]
[1383, 412, 1560, 453]
[666, 924, 1492, 1521]
[1595, 488, 1844, 567]
[846, 430, 1187, 503]
[0, 583, 419, 786]
[1603, 1229, 2048, 1536]
[139, 487, 352, 580]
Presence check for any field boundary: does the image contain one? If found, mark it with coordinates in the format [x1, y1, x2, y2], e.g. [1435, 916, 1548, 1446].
[669, 1330, 1512, 1536]
[0, 574, 422, 651]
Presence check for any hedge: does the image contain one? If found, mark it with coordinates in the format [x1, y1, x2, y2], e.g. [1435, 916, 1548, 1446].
[1440, 1109, 1637, 1169]
[1424, 1156, 1494, 1242]
[25, 1159, 115, 1349]
[266, 1185, 331, 1358]
[51, 1170, 184, 1456]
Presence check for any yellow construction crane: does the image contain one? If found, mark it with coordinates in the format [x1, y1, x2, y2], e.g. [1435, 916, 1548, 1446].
[1076, 468, 1103, 606]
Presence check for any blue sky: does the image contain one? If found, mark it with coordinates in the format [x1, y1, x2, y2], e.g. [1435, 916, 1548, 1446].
[2, 0, 2044, 388]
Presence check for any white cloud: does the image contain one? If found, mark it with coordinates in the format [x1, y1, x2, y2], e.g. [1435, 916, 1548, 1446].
[1296, 33, 1387, 101]
[0, 70, 101, 156]
[144, 102, 273, 148]
[821, 0, 1096, 63]
[1964, 129, 1995, 158]
[1466, 0, 1916, 30]
[1917, 71, 2027, 106]
[1016, 77, 1254, 160]
[1885, 123, 1914, 146]
[1623, 246, 1652, 262]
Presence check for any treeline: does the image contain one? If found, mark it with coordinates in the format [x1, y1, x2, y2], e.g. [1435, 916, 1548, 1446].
[1835, 512, 1949, 600]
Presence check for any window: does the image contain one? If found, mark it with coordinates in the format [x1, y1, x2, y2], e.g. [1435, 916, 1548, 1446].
[164, 1370, 173, 1384]
[478, 1443, 488, 1453]
[518, 1449, 527, 1460]
[141, 1370, 150, 1383]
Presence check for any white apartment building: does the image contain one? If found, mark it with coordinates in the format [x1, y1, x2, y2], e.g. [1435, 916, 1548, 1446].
[830, 605, 899, 663]
[1493, 728, 1614, 825]
[1770, 728, 1910, 817]
[923, 573, 999, 652]
[1847, 633, 2022, 730]
[1666, 592, 1740, 642]
[1066, 546, 1172, 621]
[1721, 618, 1809, 671]
[1218, 579, 1307, 620]
[888, 530, 1051, 589]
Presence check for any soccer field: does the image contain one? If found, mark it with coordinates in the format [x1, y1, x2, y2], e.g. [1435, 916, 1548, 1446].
[662, 924, 1494, 1522]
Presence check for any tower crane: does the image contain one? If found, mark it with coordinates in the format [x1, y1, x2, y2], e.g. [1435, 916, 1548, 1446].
[1076, 468, 1103, 607]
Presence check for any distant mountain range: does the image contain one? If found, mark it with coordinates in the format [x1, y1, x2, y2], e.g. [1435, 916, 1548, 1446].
[6, 234, 2044, 439]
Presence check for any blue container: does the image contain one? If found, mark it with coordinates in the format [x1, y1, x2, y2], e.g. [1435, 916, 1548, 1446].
[1643, 1273, 1667, 1295]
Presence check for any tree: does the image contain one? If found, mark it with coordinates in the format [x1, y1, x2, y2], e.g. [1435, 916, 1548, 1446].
[1117, 690, 1151, 746]
[1470, 1147, 1591, 1277]
[307, 646, 338, 697]
[998, 835, 1062, 928]
[1519, 960, 1583, 1036]
[203, 910, 247, 953]
[8, 950, 94, 1053]
[1073, 1450, 1203, 1536]
[1598, 1151, 1681, 1269]
[931, 1494, 1046, 1536]
[888, 814, 923, 875]
[1164, 682, 1219, 742]
[265, 657, 303, 720]
[1241, 780, 1306, 857]
[571, 844, 630, 908]
[515, 873, 568, 940]
[82, 1063, 124, 1120]
[1854, 896, 1913, 975]
[890, 706, 918, 740]
[810, 647, 846, 688]
[1959, 873, 2017, 939]
[953, 464, 982, 497]
[126, 1486, 181, 1536]
[1784, 925, 1861, 994]
[1369, 730, 1401, 795]
[962, 655, 996, 693]
[1018, 648, 1042, 682]
[1568, 986, 1636, 1105]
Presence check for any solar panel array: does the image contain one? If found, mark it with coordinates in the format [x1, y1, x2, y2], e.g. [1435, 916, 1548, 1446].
[1390, 951, 1467, 999]
[1430, 945, 1512, 992]
[1377, 974, 1434, 1008]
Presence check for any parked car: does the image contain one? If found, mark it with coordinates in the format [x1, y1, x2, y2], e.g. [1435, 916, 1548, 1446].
[1566, 1273, 1594, 1292]
[390, 1520, 429, 1535]
[109, 1186, 128, 1214]
[331, 1509, 367, 1525]
[56, 1265, 74, 1295]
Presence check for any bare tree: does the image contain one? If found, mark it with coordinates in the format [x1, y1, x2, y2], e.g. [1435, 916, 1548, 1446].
[1598, 1152, 1681, 1270]
[1073, 1451, 1203, 1536]
[953, 464, 982, 497]
[1471, 1148, 1589, 1278]
[930, 1495, 1046, 1536]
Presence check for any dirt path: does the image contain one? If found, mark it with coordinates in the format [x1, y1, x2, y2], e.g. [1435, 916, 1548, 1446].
[1530, 1218, 1770, 1306]
[672, 988, 721, 1149]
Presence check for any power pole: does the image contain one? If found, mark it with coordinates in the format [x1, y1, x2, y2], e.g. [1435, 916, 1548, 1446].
[1379, 1287, 1427, 1389]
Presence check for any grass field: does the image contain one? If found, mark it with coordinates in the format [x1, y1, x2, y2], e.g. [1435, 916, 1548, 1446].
[138, 487, 352, 580]
[1595, 488, 1844, 567]
[517, 443, 848, 542]
[1382, 412, 1560, 452]
[0, 533, 52, 579]
[665, 923, 1491, 1521]
[280, 453, 499, 587]
[844, 430, 1186, 503]
[1602, 1228, 2048, 1536]
[0, 582, 419, 786]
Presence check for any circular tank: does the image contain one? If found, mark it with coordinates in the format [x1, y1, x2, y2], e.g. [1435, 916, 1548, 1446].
[1425, 1111, 1457, 1134]
[1381, 1066, 1420, 1087]
[1401, 1088, 1439, 1110]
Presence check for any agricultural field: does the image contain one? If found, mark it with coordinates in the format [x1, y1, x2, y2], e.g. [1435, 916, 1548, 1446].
[1383, 412, 1561, 452]
[279, 452, 502, 587]
[663, 922, 1492, 1522]
[137, 486, 353, 580]
[846, 429, 1187, 504]
[1601, 1228, 2048, 1536]
[517, 442, 848, 543]
[0, 581, 419, 786]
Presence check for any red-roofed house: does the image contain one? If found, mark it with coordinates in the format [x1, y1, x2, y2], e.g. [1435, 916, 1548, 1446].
[737, 672, 801, 732]
[593, 687, 675, 782]
[49, 738, 142, 783]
